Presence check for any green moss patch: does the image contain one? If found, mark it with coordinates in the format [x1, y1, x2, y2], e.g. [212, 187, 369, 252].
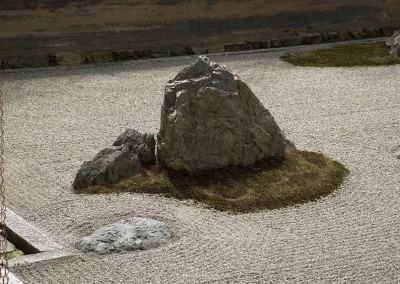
[77, 150, 349, 213]
[281, 42, 400, 67]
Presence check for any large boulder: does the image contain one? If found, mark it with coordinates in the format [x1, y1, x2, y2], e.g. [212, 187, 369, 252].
[76, 217, 173, 254]
[113, 129, 156, 165]
[386, 30, 400, 57]
[157, 56, 292, 172]
[73, 146, 142, 190]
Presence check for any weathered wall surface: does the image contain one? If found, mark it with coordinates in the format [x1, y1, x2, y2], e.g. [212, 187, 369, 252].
[0, 0, 399, 60]
[0, 1, 390, 36]
[387, 0, 400, 19]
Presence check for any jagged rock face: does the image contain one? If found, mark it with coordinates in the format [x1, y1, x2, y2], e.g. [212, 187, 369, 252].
[73, 129, 155, 190]
[386, 30, 400, 57]
[157, 56, 292, 172]
[73, 146, 142, 190]
[113, 129, 156, 165]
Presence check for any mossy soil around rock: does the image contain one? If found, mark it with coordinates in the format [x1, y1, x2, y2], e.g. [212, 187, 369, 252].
[281, 42, 400, 67]
[76, 150, 349, 213]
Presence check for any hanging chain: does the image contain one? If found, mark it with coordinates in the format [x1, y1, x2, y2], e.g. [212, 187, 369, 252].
[0, 81, 9, 284]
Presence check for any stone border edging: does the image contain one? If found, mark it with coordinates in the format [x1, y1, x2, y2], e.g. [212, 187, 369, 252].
[0, 25, 399, 70]
[8, 273, 24, 284]
[6, 208, 72, 268]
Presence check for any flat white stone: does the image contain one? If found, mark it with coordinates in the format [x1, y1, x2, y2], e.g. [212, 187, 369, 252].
[76, 217, 173, 254]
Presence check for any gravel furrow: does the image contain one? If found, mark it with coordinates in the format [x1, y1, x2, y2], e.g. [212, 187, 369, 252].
[2, 46, 399, 283]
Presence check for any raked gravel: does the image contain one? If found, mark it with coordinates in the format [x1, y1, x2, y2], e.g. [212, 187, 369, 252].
[2, 43, 400, 283]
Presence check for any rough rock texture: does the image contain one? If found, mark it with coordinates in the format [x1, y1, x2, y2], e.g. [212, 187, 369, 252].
[113, 129, 156, 165]
[157, 56, 292, 172]
[73, 146, 142, 190]
[299, 32, 323, 44]
[86, 52, 114, 63]
[73, 129, 155, 190]
[53, 52, 85, 66]
[76, 217, 173, 254]
[280, 36, 302, 47]
[386, 30, 400, 56]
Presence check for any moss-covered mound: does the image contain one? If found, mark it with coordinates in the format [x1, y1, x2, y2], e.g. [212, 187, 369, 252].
[77, 150, 349, 213]
[281, 42, 400, 67]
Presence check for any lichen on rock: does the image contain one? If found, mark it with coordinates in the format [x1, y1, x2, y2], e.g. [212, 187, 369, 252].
[76, 217, 173, 254]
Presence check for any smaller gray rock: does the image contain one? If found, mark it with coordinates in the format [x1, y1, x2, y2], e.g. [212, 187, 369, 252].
[381, 26, 396, 37]
[386, 30, 400, 57]
[86, 52, 113, 63]
[348, 29, 367, 39]
[223, 42, 248, 52]
[73, 146, 142, 190]
[271, 39, 280, 47]
[76, 217, 173, 254]
[113, 129, 156, 165]
[337, 30, 351, 41]
[280, 36, 302, 47]
[299, 32, 323, 45]
[364, 28, 379, 38]
[262, 40, 272, 48]
[327, 31, 339, 41]
[150, 48, 171, 58]
[54, 52, 85, 66]
[248, 41, 263, 49]
[4, 56, 24, 68]
[113, 50, 138, 61]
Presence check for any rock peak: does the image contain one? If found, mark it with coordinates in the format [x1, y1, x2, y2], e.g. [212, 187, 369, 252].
[172, 56, 214, 81]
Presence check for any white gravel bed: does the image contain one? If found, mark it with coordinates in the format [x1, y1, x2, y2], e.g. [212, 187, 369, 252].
[1, 44, 400, 283]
